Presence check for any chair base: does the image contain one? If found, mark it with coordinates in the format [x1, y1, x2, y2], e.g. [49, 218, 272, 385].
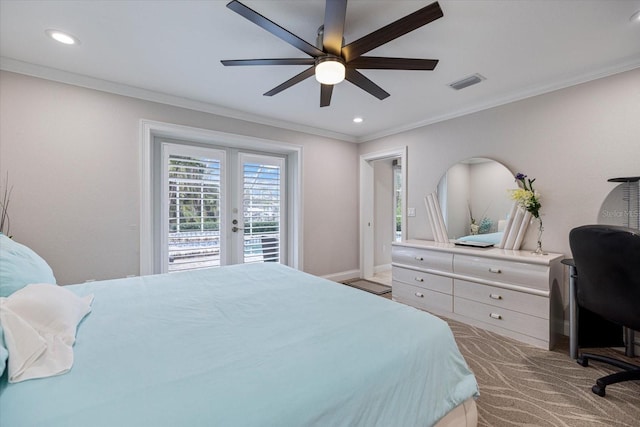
[577, 352, 640, 397]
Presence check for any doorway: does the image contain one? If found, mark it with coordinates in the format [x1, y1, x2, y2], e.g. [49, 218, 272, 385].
[140, 120, 302, 276]
[160, 143, 286, 273]
[359, 147, 407, 282]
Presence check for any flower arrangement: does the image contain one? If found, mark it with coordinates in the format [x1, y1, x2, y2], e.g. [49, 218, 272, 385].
[510, 172, 544, 254]
[510, 173, 541, 218]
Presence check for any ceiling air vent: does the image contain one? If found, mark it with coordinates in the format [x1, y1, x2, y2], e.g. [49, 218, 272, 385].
[448, 73, 485, 90]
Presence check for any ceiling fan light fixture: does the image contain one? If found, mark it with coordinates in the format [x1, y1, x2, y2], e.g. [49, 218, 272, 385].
[315, 57, 345, 85]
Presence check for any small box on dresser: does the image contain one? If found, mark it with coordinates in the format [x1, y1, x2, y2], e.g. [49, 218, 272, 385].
[392, 240, 564, 349]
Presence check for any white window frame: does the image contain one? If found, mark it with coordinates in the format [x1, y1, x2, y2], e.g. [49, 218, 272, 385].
[140, 120, 303, 275]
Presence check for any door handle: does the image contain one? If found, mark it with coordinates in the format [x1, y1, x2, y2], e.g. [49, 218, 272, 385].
[232, 219, 244, 233]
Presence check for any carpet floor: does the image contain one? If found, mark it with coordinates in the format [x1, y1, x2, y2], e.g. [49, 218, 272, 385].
[444, 317, 640, 427]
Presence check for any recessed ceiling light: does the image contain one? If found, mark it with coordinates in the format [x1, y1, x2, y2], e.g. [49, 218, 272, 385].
[353, 117, 364, 124]
[45, 29, 80, 45]
[631, 10, 640, 23]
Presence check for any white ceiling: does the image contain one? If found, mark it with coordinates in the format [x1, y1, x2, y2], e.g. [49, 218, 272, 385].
[1, 0, 639, 142]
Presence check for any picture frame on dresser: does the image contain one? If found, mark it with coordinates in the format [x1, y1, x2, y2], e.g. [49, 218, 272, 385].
[392, 239, 564, 350]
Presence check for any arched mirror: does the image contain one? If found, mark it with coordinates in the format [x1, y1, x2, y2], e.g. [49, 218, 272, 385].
[437, 158, 516, 243]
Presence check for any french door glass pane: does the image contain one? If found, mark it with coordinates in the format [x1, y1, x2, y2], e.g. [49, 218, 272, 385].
[167, 153, 221, 272]
[242, 157, 282, 264]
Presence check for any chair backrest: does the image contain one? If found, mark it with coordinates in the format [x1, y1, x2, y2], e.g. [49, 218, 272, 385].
[569, 225, 640, 331]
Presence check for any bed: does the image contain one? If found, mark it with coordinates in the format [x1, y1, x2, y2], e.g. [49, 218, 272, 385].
[0, 235, 479, 427]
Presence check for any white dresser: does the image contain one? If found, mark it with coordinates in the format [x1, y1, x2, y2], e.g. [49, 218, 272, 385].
[392, 240, 564, 349]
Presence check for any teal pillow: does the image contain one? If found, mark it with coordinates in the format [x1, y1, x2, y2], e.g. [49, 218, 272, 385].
[0, 233, 56, 297]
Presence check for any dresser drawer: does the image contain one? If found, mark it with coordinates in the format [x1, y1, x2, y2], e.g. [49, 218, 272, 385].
[393, 267, 453, 294]
[455, 279, 549, 319]
[393, 282, 453, 313]
[454, 254, 550, 291]
[392, 245, 453, 272]
[454, 297, 548, 341]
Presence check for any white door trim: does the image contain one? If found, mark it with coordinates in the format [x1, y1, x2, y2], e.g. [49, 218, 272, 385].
[140, 119, 303, 275]
[359, 147, 407, 279]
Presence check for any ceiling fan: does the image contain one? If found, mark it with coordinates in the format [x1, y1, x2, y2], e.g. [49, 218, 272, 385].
[221, 0, 443, 107]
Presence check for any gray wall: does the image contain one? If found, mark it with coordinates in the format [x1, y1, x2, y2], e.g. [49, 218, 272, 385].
[0, 71, 359, 284]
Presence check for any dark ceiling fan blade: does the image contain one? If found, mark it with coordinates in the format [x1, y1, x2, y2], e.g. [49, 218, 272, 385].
[348, 56, 438, 70]
[222, 58, 316, 66]
[345, 68, 390, 100]
[341, 1, 443, 62]
[322, 0, 348, 56]
[227, 0, 325, 58]
[263, 66, 316, 97]
[320, 84, 334, 107]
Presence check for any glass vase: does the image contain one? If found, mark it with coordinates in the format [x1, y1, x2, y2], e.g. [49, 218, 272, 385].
[532, 217, 546, 255]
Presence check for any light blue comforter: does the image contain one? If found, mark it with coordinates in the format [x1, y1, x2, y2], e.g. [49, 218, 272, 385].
[0, 263, 478, 426]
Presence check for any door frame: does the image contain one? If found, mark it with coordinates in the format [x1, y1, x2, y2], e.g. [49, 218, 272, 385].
[140, 119, 303, 275]
[359, 147, 407, 279]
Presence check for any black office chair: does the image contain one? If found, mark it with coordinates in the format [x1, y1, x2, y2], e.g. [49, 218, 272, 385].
[569, 224, 640, 397]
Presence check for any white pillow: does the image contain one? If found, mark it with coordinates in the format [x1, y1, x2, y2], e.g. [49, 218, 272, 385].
[0, 283, 93, 383]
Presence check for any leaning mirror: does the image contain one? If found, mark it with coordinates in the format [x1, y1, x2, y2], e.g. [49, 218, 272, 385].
[437, 158, 515, 244]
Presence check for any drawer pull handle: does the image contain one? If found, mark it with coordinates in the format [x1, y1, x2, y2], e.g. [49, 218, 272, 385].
[489, 293, 503, 300]
[489, 312, 502, 320]
[415, 256, 424, 261]
[414, 277, 424, 282]
[488, 267, 502, 274]
[415, 292, 424, 298]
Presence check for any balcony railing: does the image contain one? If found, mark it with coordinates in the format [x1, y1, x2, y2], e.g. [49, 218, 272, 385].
[167, 230, 279, 271]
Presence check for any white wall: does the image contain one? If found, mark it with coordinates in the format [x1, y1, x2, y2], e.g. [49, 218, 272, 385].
[0, 71, 359, 284]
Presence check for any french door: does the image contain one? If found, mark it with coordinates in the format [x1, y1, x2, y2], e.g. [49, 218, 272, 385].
[161, 143, 285, 273]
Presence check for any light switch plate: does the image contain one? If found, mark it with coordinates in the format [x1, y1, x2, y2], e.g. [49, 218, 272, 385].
[407, 207, 416, 217]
